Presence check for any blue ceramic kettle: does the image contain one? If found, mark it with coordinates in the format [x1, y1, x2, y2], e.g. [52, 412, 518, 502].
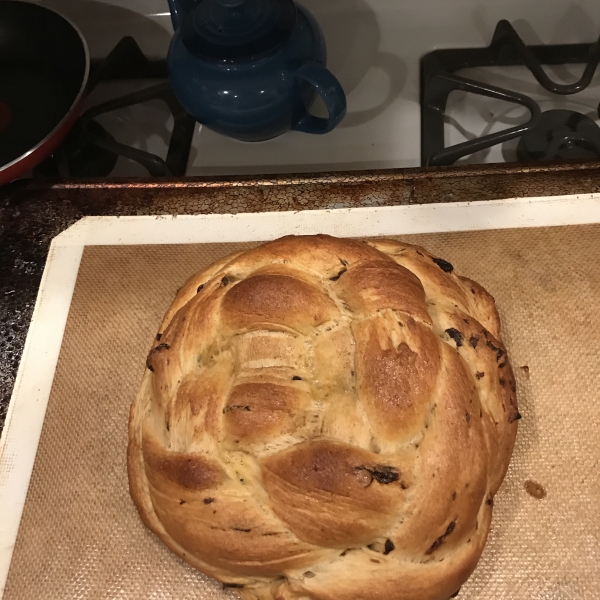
[166, 0, 347, 141]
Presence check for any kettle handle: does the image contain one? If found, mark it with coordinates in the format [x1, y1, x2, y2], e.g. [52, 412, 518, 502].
[292, 61, 347, 134]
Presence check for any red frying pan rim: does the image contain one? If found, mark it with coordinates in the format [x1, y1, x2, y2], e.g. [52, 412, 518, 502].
[0, 2, 90, 182]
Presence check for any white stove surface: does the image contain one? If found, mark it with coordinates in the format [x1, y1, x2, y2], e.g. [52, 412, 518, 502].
[35, 0, 600, 175]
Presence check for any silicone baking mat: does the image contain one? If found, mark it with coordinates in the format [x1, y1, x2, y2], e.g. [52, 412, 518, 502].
[1, 201, 599, 599]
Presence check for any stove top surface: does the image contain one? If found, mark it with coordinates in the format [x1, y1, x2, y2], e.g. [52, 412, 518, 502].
[25, 0, 600, 177]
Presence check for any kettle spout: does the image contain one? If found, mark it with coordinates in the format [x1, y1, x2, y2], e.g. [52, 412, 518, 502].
[167, 0, 198, 30]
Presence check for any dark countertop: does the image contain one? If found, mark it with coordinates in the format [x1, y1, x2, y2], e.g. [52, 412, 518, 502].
[2, 160, 600, 435]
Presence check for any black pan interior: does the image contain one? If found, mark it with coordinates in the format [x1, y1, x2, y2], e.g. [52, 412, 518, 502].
[0, 1, 87, 167]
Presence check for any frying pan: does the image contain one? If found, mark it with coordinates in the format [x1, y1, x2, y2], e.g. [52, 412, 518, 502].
[0, 1, 89, 184]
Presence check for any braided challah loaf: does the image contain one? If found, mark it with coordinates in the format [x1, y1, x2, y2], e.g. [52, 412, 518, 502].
[128, 234, 518, 600]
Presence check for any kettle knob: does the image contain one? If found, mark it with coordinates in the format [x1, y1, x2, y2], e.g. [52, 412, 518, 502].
[167, 0, 198, 30]
[177, 0, 297, 62]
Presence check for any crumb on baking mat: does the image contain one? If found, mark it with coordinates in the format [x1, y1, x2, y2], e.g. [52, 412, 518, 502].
[524, 479, 547, 499]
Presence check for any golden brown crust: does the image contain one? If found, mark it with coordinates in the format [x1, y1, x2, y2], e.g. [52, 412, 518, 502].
[261, 440, 405, 547]
[336, 260, 432, 323]
[224, 382, 312, 447]
[128, 234, 518, 600]
[354, 316, 441, 446]
[222, 272, 340, 335]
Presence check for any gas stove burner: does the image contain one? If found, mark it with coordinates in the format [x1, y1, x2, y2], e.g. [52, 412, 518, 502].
[421, 20, 600, 166]
[35, 120, 118, 178]
[33, 37, 196, 179]
[516, 109, 600, 162]
[68, 121, 119, 177]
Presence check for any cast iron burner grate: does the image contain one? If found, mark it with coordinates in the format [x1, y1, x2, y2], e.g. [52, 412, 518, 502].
[420, 20, 600, 166]
[34, 37, 196, 178]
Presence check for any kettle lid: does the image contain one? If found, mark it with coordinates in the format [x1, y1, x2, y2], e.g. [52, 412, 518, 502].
[181, 0, 297, 62]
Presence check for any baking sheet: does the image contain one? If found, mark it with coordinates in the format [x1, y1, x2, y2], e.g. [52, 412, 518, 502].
[1, 197, 600, 599]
